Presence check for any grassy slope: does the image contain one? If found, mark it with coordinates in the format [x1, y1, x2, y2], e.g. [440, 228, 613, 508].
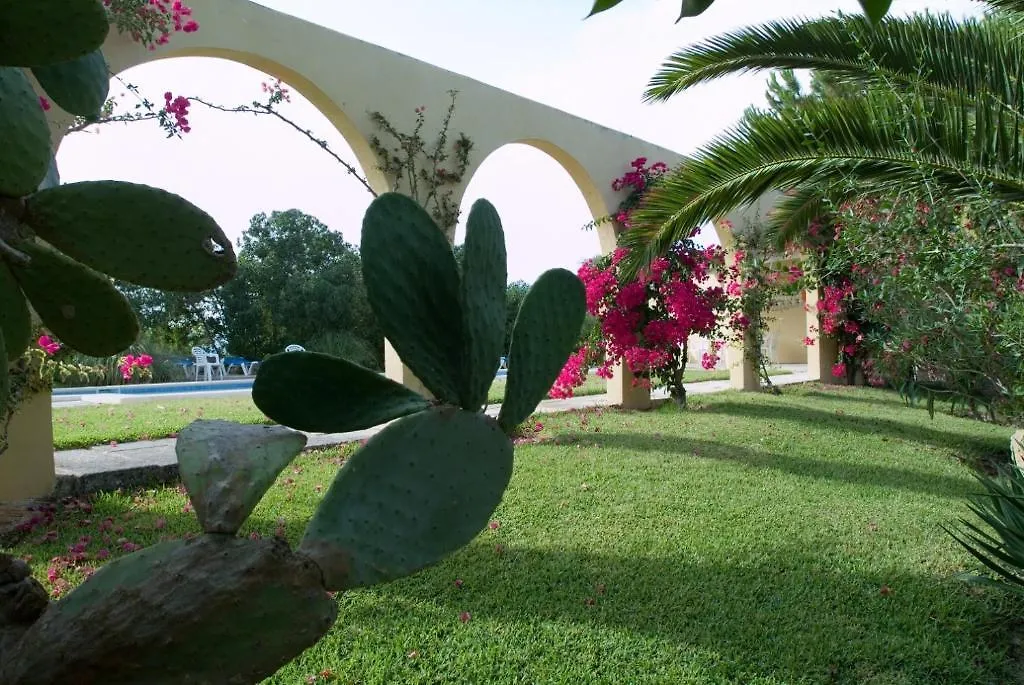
[12, 384, 1021, 683]
[52, 368, 790, 450]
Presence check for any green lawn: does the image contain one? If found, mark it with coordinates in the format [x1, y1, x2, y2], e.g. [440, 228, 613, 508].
[15, 384, 1022, 683]
[52, 368, 790, 450]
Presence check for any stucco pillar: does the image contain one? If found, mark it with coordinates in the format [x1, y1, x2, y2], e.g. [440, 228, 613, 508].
[383, 340, 433, 399]
[599, 222, 651, 409]
[0, 392, 55, 502]
[728, 330, 759, 391]
[606, 362, 653, 410]
[804, 289, 846, 385]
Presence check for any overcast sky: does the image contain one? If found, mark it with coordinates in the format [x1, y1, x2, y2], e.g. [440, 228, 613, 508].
[56, 0, 980, 283]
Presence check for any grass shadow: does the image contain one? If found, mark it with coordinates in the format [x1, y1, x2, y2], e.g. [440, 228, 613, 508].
[553, 431, 974, 498]
[357, 542, 1013, 684]
[696, 401, 1007, 462]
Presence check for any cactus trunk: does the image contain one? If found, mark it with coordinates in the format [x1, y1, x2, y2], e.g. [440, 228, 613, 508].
[0, 536, 338, 685]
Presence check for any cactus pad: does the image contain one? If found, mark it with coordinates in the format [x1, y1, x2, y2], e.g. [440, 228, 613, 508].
[0, 0, 109, 67]
[253, 351, 431, 433]
[25, 181, 237, 292]
[176, 420, 308, 534]
[31, 49, 109, 117]
[0, 263, 28, 363]
[459, 199, 508, 411]
[498, 268, 586, 433]
[361, 192, 464, 404]
[1, 536, 338, 685]
[299, 407, 513, 590]
[0, 67, 51, 197]
[8, 240, 138, 357]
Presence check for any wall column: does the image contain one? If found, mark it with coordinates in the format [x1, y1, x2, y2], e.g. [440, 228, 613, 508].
[804, 289, 847, 385]
[606, 362, 653, 410]
[598, 220, 652, 409]
[728, 329, 760, 391]
[383, 340, 433, 398]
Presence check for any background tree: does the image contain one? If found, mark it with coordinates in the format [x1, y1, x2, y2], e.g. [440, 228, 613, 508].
[504, 280, 531, 356]
[116, 283, 224, 351]
[218, 209, 382, 367]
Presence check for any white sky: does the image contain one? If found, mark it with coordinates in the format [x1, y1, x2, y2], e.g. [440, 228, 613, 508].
[56, 0, 980, 284]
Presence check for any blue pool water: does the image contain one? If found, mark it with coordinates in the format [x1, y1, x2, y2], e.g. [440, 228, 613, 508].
[53, 378, 256, 396]
[54, 369, 508, 397]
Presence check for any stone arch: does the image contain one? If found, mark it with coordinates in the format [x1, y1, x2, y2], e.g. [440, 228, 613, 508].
[512, 138, 617, 254]
[458, 138, 651, 409]
[458, 137, 614, 257]
[53, 47, 387, 196]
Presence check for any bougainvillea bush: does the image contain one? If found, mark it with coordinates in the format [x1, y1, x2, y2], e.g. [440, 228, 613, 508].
[821, 195, 1024, 422]
[556, 158, 745, 405]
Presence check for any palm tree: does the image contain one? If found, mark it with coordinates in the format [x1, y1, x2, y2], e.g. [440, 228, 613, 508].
[616, 0, 1024, 594]
[619, 3, 1024, 274]
[586, 0, 895, 23]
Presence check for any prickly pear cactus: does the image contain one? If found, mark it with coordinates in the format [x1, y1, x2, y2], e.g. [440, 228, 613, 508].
[253, 192, 585, 588]
[0, 0, 238, 411]
[0, 421, 337, 685]
[0, 194, 585, 684]
[2, 536, 338, 685]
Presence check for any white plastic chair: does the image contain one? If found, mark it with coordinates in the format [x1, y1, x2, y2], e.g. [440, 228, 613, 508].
[285, 344, 305, 353]
[191, 346, 225, 381]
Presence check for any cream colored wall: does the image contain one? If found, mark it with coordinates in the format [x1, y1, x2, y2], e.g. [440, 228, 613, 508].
[768, 301, 808, 364]
[0, 393, 55, 501]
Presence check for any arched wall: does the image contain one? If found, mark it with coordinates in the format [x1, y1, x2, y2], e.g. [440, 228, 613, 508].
[44, 35, 388, 195]
[462, 138, 617, 257]
[514, 138, 617, 254]
[46, 0, 685, 407]
[58, 0, 683, 228]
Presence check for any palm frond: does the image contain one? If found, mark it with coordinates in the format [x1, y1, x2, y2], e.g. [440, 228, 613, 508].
[984, 0, 1024, 15]
[645, 13, 1024, 111]
[762, 184, 846, 249]
[619, 88, 1024, 276]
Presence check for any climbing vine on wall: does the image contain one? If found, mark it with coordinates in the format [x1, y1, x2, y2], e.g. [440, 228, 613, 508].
[368, 90, 473, 241]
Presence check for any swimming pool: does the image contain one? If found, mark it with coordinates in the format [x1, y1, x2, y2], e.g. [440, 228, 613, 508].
[54, 368, 509, 399]
[52, 378, 256, 397]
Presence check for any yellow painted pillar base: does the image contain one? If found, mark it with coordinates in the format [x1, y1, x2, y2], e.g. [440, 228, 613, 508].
[728, 332, 759, 391]
[0, 392, 55, 502]
[606, 362, 652, 410]
[383, 339, 434, 400]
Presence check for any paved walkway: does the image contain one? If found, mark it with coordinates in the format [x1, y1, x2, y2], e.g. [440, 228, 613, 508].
[52, 366, 810, 497]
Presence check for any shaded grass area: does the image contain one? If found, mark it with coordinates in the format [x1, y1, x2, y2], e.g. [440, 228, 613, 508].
[13, 384, 1021, 683]
[52, 368, 792, 450]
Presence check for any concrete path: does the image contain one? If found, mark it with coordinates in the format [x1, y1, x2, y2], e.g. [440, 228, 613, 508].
[52, 366, 810, 497]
